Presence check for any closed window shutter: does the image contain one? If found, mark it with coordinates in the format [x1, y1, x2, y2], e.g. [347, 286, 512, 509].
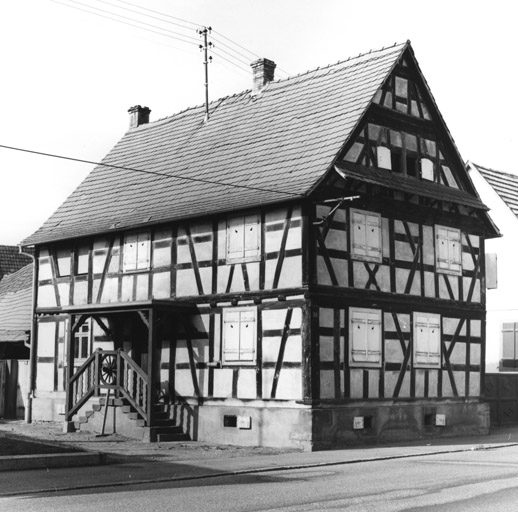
[123, 234, 138, 272]
[366, 312, 382, 363]
[448, 230, 461, 273]
[239, 310, 256, 361]
[350, 309, 381, 364]
[352, 212, 368, 258]
[414, 313, 441, 366]
[366, 214, 382, 260]
[436, 228, 450, 270]
[227, 216, 245, 260]
[244, 214, 260, 259]
[223, 311, 240, 361]
[136, 233, 151, 270]
[377, 146, 392, 170]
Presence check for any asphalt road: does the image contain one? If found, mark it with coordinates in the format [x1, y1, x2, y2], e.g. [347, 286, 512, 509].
[4, 447, 518, 511]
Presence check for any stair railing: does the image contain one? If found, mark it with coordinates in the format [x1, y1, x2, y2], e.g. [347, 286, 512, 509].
[66, 349, 149, 424]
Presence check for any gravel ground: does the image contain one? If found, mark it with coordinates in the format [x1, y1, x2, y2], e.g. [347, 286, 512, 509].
[0, 420, 298, 462]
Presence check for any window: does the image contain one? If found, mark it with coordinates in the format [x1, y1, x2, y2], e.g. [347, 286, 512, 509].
[413, 313, 441, 368]
[74, 319, 91, 361]
[350, 209, 382, 263]
[76, 244, 89, 275]
[501, 323, 518, 370]
[226, 213, 261, 263]
[349, 307, 382, 367]
[222, 307, 257, 365]
[435, 225, 462, 275]
[123, 232, 151, 272]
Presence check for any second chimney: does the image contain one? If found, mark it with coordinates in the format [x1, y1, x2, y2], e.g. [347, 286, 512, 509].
[128, 105, 151, 128]
[250, 58, 276, 95]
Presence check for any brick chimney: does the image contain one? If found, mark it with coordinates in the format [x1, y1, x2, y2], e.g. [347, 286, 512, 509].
[250, 58, 276, 95]
[128, 105, 151, 128]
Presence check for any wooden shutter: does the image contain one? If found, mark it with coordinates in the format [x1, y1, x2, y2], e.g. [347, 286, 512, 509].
[244, 214, 260, 259]
[436, 226, 462, 275]
[239, 310, 256, 361]
[502, 323, 518, 360]
[136, 232, 151, 270]
[377, 146, 392, 170]
[223, 311, 240, 362]
[421, 158, 434, 181]
[227, 216, 245, 260]
[351, 209, 382, 262]
[123, 233, 138, 272]
[350, 308, 381, 366]
[414, 313, 441, 367]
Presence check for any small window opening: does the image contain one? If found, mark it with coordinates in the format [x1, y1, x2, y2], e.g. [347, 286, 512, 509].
[223, 415, 237, 427]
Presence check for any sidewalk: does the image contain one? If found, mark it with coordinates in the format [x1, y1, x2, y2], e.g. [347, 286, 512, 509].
[1, 420, 518, 497]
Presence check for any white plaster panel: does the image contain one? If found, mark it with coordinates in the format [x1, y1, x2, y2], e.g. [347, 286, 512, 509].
[237, 369, 256, 399]
[368, 370, 379, 398]
[469, 372, 480, 396]
[135, 274, 149, 301]
[325, 228, 347, 252]
[229, 264, 245, 293]
[38, 258, 52, 281]
[442, 371, 454, 397]
[37, 285, 56, 308]
[152, 272, 171, 299]
[449, 342, 466, 365]
[470, 343, 481, 366]
[422, 226, 434, 265]
[350, 369, 363, 399]
[175, 369, 195, 397]
[199, 266, 212, 295]
[101, 277, 118, 303]
[382, 218, 390, 258]
[424, 272, 435, 297]
[320, 370, 335, 399]
[453, 371, 465, 397]
[274, 369, 302, 400]
[285, 224, 302, 251]
[428, 371, 438, 397]
[37, 322, 56, 357]
[176, 269, 199, 297]
[385, 339, 404, 363]
[213, 369, 234, 398]
[246, 262, 260, 290]
[278, 256, 302, 289]
[319, 336, 334, 362]
[319, 308, 334, 328]
[73, 280, 88, 304]
[443, 317, 465, 336]
[176, 240, 191, 265]
[58, 283, 69, 306]
[217, 264, 231, 293]
[471, 319, 481, 337]
[36, 364, 54, 392]
[175, 341, 190, 365]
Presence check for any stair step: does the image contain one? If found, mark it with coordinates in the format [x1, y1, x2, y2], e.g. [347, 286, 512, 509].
[99, 397, 124, 407]
[157, 432, 190, 442]
[151, 425, 184, 435]
[92, 404, 102, 412]
[151, 411, 170, 421]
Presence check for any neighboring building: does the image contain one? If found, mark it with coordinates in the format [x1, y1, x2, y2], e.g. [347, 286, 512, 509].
[467, 162, 518, 424]
[0, 246, 32, 281]
[20, 42, 499, 450]
[0, 263, 32, 418]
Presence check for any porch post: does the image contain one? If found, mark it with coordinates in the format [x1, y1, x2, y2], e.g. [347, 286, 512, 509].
[64, 314, 76, 427]
[146, 308, 156, 423]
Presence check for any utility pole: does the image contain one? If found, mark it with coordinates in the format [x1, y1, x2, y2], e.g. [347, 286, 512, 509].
[197, 26, 213, 122]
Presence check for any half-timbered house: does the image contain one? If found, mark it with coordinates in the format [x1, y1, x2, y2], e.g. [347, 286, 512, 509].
[21, 42, 499, 449]
[467, 162, 518, 425]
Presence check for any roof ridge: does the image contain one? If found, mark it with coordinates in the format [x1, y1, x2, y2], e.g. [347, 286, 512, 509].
[139, 41, 408, 129]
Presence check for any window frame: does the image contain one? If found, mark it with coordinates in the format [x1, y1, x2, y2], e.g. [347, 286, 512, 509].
[413, 312, 441, 369]
[123, 231, 151, 272]
[349, 208, 383, 263]
[226, 212, 261, 264]
[435, 225, 462, 276]
[348, 307, 382, 368]
[222, 307, 258, 366]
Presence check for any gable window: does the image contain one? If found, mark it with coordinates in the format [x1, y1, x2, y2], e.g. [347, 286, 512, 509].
[349, 307, 382, 367]
[75, 244, 89, 275]
[435, 225, 462, 275]
[222, 307, 257, 365]
[501, 323, 518, 370]
[413, 313, 441, 368]
[350, 209, 382, 263]
[226, 213, 261, 263]
[123, 232, 151, 272]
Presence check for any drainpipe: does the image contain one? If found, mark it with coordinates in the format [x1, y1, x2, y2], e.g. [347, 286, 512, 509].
[18, 245, 38, 424]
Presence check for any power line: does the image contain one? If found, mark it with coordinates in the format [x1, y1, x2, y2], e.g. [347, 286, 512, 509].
[111, 0, 199, 28]
[0, 144, 302, 198]
[62, 0, 200, 45]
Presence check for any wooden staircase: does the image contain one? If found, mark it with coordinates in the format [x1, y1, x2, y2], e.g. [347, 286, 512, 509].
[74, 395, 190, 442]
[68, 349, 189, 442]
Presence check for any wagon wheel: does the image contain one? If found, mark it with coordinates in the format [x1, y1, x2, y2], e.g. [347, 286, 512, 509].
[100, 354, 117, 385]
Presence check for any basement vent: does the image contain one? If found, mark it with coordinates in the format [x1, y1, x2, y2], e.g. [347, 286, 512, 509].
[223, 415, 237, 428]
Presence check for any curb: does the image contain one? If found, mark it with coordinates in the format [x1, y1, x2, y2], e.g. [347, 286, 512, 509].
[1, 442, 517, 497]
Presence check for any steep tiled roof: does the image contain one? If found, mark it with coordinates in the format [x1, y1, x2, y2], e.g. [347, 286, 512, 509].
[0, 245, 33, 277]
[0, 264, 32, 343]
[23, 43, 409, 246]
[471, 163, 518, 218]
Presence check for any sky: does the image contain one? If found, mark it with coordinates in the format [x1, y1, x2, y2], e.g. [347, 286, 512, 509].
[0, 0, 516, 245]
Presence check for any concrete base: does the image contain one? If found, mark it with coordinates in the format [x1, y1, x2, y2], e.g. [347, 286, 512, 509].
[312, 400, 490, 450]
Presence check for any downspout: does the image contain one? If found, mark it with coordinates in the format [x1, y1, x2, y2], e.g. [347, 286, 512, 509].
[18, 245, 38, 424]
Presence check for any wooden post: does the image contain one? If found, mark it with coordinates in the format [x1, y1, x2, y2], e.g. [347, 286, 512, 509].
[64, 314, 75, 424]
[146, 308, 156, 424]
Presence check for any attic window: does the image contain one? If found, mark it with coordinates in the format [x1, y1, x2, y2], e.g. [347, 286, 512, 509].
[123, 232, 151, 272]
[226, 213, 261, 263]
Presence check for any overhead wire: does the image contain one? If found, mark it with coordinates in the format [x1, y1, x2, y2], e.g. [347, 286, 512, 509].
[0, 144, 303, 198]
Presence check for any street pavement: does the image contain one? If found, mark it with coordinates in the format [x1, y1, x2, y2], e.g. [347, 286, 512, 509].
[1, 421, 518, 497]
